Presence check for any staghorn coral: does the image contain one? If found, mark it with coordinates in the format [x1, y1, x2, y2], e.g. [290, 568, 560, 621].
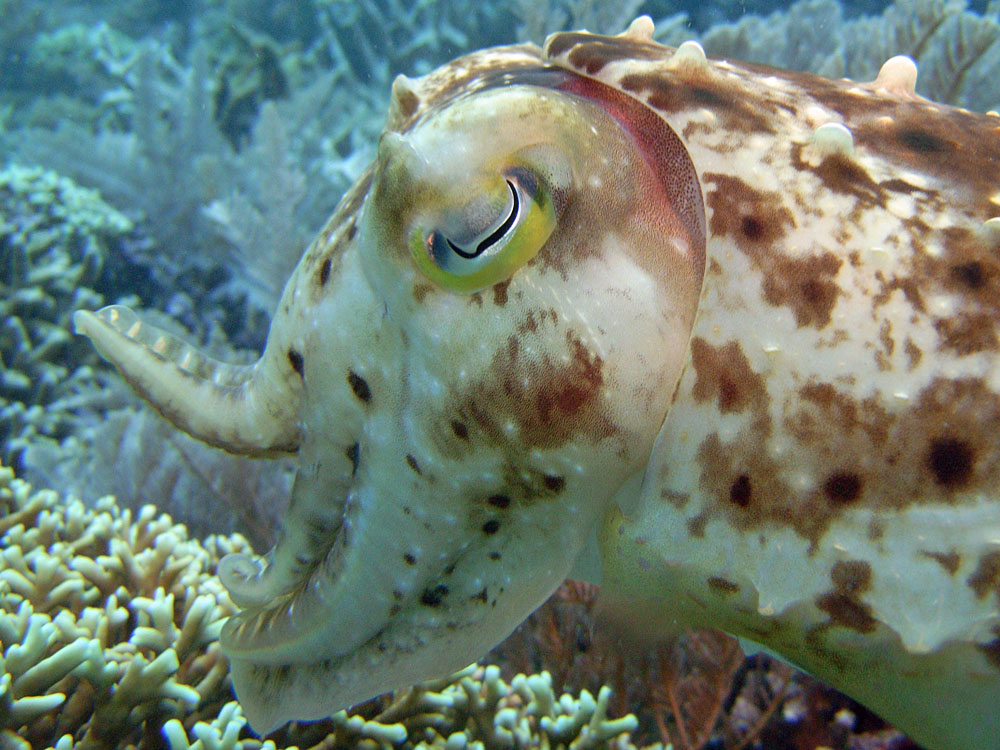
[0, 163, 135, 468]
[0, 462, 641, 750]
[0, 460, 245, 749]
[17, 21, 145, 132]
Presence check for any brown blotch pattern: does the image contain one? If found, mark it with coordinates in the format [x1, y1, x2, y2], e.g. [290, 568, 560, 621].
[920, 549, 961, 576]
[729, 474, 752, 508]
[619, 69, 779, 135]
[461, 328, 615, 450]
[934, 313, 999, 355]
[413, 283, 433, 304]
[492, 279, 510, 307]
[705, 173, 840, 329]
[799, 76, 1000, 212]
[927, 437, 975, 487]
[871, 271, 926, 315]
[537, 334, 604, 426]
[707, 576, 741, 595]
[764, 252, 843, 329]
[922, 227, 1000, 355]
[816, 560, 876, 633]
[952, 261, 986, 290]
[697, 375, 1000, 549]
[790, 146, 885, 209]
[966, 550, 1000, 600]
[545, 32, 666, 74]
[823, 472, 862, 504]
[904, 338, 923, 370]
[690, 338, 768, 414]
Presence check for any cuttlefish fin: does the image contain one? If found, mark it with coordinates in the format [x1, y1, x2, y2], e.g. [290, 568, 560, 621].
[73, 305, 300, 456]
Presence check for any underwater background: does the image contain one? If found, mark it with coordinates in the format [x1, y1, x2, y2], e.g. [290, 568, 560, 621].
[1, 0, 999, 747]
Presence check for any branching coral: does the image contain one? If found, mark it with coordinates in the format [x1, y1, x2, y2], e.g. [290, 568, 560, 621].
[0, 163, 134, 467]
[0, 461, 246, 748]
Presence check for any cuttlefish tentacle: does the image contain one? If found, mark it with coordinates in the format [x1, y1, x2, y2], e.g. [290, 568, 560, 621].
[72, 305, 302, 456]
[217, 464, 352, 608]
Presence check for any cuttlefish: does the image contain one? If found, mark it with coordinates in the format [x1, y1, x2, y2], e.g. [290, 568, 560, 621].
[74, 18, 1000, 750]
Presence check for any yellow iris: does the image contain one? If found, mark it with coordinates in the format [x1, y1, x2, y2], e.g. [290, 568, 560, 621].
[408, 170, 557, 293]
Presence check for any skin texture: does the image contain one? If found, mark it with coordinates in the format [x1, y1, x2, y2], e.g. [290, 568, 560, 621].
[74, 18, 1000, 750]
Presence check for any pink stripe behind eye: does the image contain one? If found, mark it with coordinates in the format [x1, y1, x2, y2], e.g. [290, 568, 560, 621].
[557, 73, 706, 280]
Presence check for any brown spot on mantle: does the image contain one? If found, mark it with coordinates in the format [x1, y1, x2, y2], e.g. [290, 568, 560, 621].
[967, 550, 1000, 600]
[705, 173, 794, 253]
[546, 31, 666, 74]
[696, 376, 1000, 549]
[816, 560, 876, 633]
[620, 68, 779, 135]
[705, 173, 841, 329]
[690, 339, 768, 414]
[921, 549, 961, 576]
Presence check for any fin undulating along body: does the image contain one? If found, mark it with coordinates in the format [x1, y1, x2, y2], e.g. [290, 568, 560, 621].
[76, 16, 1000, 750]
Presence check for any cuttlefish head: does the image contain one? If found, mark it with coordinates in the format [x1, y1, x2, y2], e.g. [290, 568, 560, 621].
[74, 48, 705, 733]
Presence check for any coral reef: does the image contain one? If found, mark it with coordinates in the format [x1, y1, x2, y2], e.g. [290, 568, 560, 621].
[0, 460, 245, 748]
[0, 462, 642, 750]
[0, 164, 133, 468]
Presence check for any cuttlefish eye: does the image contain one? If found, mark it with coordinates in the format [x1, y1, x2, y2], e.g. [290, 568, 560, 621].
[408, 166, 557, 292]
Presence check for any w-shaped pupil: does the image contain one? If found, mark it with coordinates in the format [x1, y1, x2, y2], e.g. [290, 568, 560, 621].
[447, 180, 519, 259]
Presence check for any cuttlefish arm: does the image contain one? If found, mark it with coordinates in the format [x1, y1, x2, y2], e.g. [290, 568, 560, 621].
[72, 305, 301, 456]
[74, 40, 705, 734]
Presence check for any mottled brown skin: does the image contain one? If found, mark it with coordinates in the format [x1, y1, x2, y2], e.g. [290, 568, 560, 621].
[546, 26, 1000, 750]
